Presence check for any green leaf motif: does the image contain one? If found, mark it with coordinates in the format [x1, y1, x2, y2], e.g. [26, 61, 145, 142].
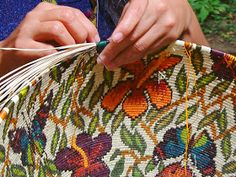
[164, 66, 175, 79]
[110, 149, 121, 161]
[217, 109, 227, 133]
[103, 68, 114, 88]
[49, 66, 62, 83]
[154, 109, 177, 133]
[70, 111, 85, 130]
[3, 102, 14, 141]
[111, 111, 125, 134]
[132, 165, 144, 177]
[52, 80, 65, 112]
[82, 56, 97, 78]
[221, 134, 232, 161]
[88, 113, 99, 135]
[61, 92, 72, 120]
[26, 144, 34, 165]
[27, 166, 34, 177]
[210, 80, 231, 98]
[38, 163, 46, 177]
[0, 145, 5, 162]
[59, 130, 68, 150]
[175, 105, 197, 125]
[102, 111, 113, 126]
[111, 157, 125, 177]
[175, 65, 187, 96]
[131, 116, 142, 129]
[222, 161, 236, 174]
[198, 110, 220, 130]
[120, 124, 134, 148]
[191, 47, 203, 75]
[45, 159, 59, 175]
[6, 166, 11, 177]
[195, 72, 216, 91]
[79, 74, 95, 104]
[27, 80, 42, 113]
[133, 130, 146, 155]
[65, 65, 79, 94]
[16, 86, 29, 116]
[11, 164, 27, 177]
[145, 160, 156, 174]
[34, 141, 44, 156]
[146, 108, 159, 122]
[51, 126, 60, 156]
[89, 82, 105, 109]
[158, 161, 165, 173]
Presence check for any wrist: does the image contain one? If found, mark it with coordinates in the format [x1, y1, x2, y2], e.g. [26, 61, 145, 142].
[0, 40, 8, 76]
[182, 8, 209, 46]
[0, 40, 4, 66]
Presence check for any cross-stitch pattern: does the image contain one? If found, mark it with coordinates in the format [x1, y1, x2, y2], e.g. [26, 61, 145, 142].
[0, 40, 235, 176]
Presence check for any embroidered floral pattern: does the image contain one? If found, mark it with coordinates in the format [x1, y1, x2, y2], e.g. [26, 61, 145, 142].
[55, 133, 112, 177]
[0, 41, 235, 177]
[102, 55, 182, 119]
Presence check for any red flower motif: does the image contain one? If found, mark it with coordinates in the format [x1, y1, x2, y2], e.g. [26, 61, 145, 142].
[211, 49, 236, 81]
[157, 163, 193, 177]
[102, 55, 182, 119]
[55, 133, 112, 177]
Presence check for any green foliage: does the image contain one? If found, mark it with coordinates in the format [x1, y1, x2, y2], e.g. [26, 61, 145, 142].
[189, 0, 229, 23]
[189, 0, 236, 46]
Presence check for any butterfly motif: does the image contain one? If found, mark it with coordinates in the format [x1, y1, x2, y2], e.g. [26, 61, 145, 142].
[8, 90, 53, 166]
[153, 125, 216, 176]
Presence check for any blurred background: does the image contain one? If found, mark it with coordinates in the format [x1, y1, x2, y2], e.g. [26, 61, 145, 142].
[189, 0, 236, 55]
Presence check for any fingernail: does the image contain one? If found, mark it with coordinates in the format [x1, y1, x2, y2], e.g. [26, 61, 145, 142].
[112, 32, 124, 43]
[95, 34, 100, 43]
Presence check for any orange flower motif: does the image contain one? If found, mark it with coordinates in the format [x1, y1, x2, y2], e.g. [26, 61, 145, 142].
[102, 55, 182, 119]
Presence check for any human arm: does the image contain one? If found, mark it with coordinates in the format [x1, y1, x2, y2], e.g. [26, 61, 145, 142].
[98, 0, 208, 70]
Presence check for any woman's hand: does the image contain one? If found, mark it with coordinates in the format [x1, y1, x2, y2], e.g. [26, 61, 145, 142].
[0, 2, 99, 76]
[98, 0, 208, 70]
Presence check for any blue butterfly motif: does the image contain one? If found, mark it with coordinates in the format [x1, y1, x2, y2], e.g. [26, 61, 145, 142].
[153, 125, 216, 176]
[8, 90, 53, 166]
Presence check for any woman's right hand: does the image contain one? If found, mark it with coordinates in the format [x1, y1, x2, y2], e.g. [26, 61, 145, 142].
[0, 2, 99, 76]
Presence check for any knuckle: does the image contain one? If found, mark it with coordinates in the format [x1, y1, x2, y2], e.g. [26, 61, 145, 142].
[50, 21, 64, 34]
[14, 37, 26, 49]
[133, 42, 147, 55]
[25, 11, 36, 20]
[165, 17, 176, 29]
[167, 32, 178, 41]
[37, 2, 50, 8]
[78, 28, 88, 42]
[60, 9, 75, 22]
[155, 1, 167, 13]
[129, 33, 138, 43]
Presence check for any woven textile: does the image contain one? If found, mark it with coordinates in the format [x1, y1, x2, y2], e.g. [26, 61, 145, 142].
[0, 40, 235, 176]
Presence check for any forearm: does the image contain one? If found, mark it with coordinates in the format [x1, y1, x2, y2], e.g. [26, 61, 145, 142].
[182, 8, 209, 46]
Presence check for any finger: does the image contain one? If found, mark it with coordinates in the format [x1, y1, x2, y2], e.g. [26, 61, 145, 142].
[33, 2, 58, 11]
[111, 0, 148, 43]
[148, 30, 178, 55]
[98, 2, 159, 66]
[32, 21, 76, 46]
[106, 21, 176, 70]
[38, 8, 95, 43]
[74, 10, 100, 42]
